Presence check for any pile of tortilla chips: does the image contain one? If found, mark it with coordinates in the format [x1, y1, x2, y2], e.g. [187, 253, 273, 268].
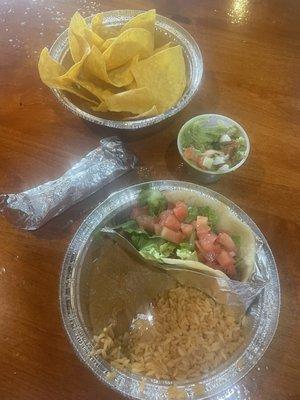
[38, 10, 187, 119]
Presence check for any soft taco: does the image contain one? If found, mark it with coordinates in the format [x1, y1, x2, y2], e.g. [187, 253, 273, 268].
[118, 188, 255, 282]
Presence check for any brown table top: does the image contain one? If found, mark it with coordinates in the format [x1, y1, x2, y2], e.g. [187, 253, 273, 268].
[0, 0, 299, 399]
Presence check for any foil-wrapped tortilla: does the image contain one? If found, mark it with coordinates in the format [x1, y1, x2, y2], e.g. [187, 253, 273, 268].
[0, 137, 137, 230]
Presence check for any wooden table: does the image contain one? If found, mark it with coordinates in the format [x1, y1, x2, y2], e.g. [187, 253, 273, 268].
[0, 0, 299, 399]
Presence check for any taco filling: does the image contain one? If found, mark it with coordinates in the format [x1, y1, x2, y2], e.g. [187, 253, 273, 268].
[118, 188, 255, 281]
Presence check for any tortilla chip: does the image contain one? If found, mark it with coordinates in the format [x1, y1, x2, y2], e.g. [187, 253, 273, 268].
[104, 87, 156, 114]
[79, 46, 110, 83]
[68, 12, 89, 63]
[91, 13, 119, 39]
[126, 80, 137, 90]
[52, 49, 113, 102]
[108, 55, 139, 87]
[70, 11, 87, 33]
[92, 101, 109, 113]
[38, 48, 98, 104]
[101, 37, 115, 52]
[80, 46, 136, 87]
[91, 89, 117, 112]
[125, 105, 158, 120]
[153, 42, 172, 54]
[131, 45, 186, 113]
[91, 13, 103, 35]
[120, 9, 156, 34]
[103, 28, 154, 70]
[38, 47, 66, 80]
[84, 27, 104, 49]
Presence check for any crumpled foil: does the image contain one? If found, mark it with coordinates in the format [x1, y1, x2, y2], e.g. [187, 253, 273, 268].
[0, 137, 137, 230]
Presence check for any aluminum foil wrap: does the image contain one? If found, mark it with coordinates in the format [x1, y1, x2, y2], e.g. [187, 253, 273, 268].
[0, 137, 137, 230]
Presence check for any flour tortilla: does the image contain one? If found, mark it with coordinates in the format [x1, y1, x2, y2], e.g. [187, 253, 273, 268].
[162, 191, 256, 282]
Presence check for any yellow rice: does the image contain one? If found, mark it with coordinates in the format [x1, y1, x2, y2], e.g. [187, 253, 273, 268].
[93, 286, 245, 380]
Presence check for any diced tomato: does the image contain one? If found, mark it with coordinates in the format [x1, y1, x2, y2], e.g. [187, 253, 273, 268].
[181, 223, 194, 237]
[173, 201, 188, 222]
[196, 240, 219, 265]
[195, 240, 206, 256]
[196, 216, 211, 237]
[162, 214, 181, 231]
[167, 202, 175, 209]
[159, 209, 173, 224]
[216, 250, 235, 268]
[184, 147, 198, 163]
[198, 233, 217, 252]
[161, 227, 184, 244]
[196, 236, 236, 278]
[154, 223, 162, 235]
[216, 232, 237, 252]
[159, 210, 181, 231]
[213, 243, 223, 254]
[135, 215, 155, 233]
[204, 252, 218, 266]
[131, 206, 148, 219]
[218, 259, 236, 277]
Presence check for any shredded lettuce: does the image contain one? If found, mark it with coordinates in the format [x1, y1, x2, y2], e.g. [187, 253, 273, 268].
[160, 242, 177, 256]
[138, 188, 168, 216]
[130, 232, 157, 250]
[185, 205, 218, 231]
[185, 206, 199, 223]
[140, 241, 176, 261]
[176, 242, 198, 261]
[118, 219, 141, 233]
[198, 206, 218, 232]
[118, 219, 176, 258]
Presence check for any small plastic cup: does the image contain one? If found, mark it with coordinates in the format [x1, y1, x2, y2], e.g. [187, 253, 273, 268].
[177, 114, 250, 183]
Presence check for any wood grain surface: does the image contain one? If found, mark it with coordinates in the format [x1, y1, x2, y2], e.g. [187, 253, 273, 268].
[0, 1, 299, 399]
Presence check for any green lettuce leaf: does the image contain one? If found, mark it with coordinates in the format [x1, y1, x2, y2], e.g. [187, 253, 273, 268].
[184, 205, 218, 231]
[130, 232, 157, 250]
[139, 241, 176, 261]
[185, 206, 199, 223]
[198, 206, 218, 232]
[138, 188, 168, 216]
[118, 219, 141, 233]
[176, 242, 198, 261]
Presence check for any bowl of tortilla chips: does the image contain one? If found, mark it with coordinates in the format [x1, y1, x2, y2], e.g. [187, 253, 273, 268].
[38, 9, 203, 130]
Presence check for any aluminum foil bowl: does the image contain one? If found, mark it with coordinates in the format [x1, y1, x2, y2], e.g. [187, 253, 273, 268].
[49, 10, 203, 130]
[60, 181, 280, 399]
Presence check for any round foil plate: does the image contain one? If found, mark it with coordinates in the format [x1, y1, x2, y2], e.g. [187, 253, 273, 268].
[49, 10, 203, 130]
[60, 180, 280, 399]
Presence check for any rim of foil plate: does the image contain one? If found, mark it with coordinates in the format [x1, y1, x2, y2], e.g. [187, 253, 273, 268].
[60, 181, 280, 399]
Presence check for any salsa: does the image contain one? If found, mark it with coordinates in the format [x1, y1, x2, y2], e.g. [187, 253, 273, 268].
[179, 117, 247, 172]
